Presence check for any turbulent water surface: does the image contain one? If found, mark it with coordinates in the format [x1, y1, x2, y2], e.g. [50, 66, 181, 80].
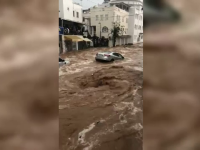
[59, 45, 143, 150]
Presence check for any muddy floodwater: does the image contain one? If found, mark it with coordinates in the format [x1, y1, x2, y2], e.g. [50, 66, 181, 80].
[59, 45, 143, 150]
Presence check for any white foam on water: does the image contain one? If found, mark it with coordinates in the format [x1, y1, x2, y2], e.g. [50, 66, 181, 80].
[114, 102, 134, 111]
[131, 107, 142, 115]
[83, 141, 96, 150]
[133, 66, 143, 71]
[131, 123, 143, 131]
[59, 70, 66, 76]
[78, 123, 96, 144]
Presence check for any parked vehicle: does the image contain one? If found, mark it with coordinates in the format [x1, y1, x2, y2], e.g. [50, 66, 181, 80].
[95, 52, 124, 62]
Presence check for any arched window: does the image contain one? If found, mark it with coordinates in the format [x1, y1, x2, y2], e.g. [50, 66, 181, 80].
[102, 26, 108, 33]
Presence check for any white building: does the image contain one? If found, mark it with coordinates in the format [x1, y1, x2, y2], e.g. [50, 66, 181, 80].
[128, 5, 143, 43]
[59, 0, 82, 24]
[82, 9, 94, 37]
[91, 5, 129, 37]
[105, 0, 143, 44]
[83, 2, 131, 47]
[59, 0, 93, 53]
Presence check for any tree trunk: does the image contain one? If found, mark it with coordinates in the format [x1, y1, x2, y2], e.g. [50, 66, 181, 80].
[113, 37, 116, 47]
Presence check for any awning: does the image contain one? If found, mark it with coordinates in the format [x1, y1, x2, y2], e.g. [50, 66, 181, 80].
[77, 36, 92, 42]
[84, 38, 92, 42]
[64, 35, 83, 42]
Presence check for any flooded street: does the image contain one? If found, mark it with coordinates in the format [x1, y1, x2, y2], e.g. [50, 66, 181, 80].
[59, 45, 143, 150]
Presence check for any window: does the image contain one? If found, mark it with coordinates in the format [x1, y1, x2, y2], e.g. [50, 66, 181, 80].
[116, 15, 120, 21]
[113, 53, 120, 57]
[77, 12, 79, 18]
[139, 15, 142, 20]
[67, 7, 69, 11]
[126, 18, 128, 23]
[122, 17, 124, 22]
[73, 11, 75, 17]
[96, 15, 99, 21]
[136, 14, 138, 19]
[102, 26, 108, 33]
[100, 15, 103, 21]
[135, 25, 137, 29]
[105, 14, 108, 20]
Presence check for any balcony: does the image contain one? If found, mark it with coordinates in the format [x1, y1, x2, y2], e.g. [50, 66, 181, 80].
[64, 30, 83, 36]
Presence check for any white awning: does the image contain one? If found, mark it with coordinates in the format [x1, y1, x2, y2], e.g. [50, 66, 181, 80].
[77, 36, 92, 42]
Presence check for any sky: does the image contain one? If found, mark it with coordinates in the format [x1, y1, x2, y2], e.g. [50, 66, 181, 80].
[73, 0, 104, 9]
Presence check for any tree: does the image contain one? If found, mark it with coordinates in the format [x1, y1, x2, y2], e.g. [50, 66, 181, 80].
[111, 23, 124, 47]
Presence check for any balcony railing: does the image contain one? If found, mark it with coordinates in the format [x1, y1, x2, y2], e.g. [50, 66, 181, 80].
[64, 30, 83, 35]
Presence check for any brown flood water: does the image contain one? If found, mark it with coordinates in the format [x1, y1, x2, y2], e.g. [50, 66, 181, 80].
[59, 45, 143, 150]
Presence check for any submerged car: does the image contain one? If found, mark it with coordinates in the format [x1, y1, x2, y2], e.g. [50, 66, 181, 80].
[95, 52, 124, 62]
[59, 57, 69, 67]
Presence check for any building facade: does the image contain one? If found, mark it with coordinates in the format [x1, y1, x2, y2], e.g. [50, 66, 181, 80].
[83, 2, 131, 47]
[83, 9, 94, 37]
[59, 0, 82, 24]
[59, 0, 93, 53]
[128, 5, 143, 44]
[90, 5, 129, 38]
[105, 0, 143, 44]
[59, 0, 83, 35]
[83, 0, 143, 47]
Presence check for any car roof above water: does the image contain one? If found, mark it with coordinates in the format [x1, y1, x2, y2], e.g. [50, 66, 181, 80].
[98, 52, 113, 54]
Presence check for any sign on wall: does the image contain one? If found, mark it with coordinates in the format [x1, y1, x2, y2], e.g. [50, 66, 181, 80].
[59, 27, 64, 35]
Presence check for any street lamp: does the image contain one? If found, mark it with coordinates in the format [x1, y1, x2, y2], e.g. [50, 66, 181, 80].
[99, 22, 101, 38]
